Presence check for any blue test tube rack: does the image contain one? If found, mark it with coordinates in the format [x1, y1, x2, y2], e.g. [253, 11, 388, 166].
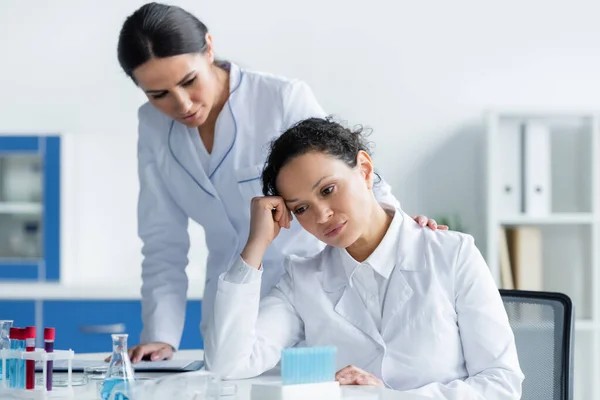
[0, 348, 75, 399]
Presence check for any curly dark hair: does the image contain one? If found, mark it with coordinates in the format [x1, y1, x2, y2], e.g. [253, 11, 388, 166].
[262, 117, 373, 196]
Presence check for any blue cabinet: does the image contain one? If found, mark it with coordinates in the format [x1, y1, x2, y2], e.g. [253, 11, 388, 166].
[0, 136, 60, 281]
[0, 300, 36, 329]
[43, 300, 203, 354]
[180, 300, 203, 350]
[44, 300, 143, 354]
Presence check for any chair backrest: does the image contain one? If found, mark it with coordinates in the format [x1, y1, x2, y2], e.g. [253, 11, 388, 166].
[499, 289, 574, 400]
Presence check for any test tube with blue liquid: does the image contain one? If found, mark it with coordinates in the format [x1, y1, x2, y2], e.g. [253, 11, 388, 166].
[8, 328, 19, 388]
[7, 327, 25, 389]
[0, 320, 13, 384]
[18, 328, 25, 388]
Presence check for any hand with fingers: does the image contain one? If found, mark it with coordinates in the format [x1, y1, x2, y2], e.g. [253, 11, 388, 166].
[104, 341, 174, 363]
[241, 196, 293, 268]
[412, 215, 449, 231]
[335, 365, 384, 387]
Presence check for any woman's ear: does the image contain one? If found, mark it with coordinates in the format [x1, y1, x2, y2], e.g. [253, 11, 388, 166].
[204, 33, 215, 64]
[356, 150, 374, 189]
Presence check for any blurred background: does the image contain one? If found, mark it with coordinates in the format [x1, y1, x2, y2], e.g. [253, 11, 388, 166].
[0, 1, 598, 398]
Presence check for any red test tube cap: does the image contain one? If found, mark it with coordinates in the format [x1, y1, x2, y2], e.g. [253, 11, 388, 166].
[24, 326, 36, 339]
[44, 328, 55, 341]
[9, 327, 19, 338]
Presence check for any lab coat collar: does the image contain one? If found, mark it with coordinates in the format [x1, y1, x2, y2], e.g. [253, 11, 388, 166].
[323, 205, 427, 293]
[321, 205, 426, 346]
[226, 62, 243, 93]
[206, 62, 243, 175]
[338, 203, 401, 284]
[167, 121, 216, 198]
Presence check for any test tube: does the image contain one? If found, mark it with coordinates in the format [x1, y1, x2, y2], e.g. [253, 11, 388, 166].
[8, 328, 19, 388]
[44, 328, 55, 391]
[24, 326, 35, 390]
[18, 329, 25, 389]
[0, 320, 13, 383]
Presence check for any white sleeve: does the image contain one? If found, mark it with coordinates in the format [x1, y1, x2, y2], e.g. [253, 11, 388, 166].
[407, 235, 524, 399]
[281, 80, 327, 130]
[223, 258, 263, 284]
[137, 116, 190, 350]
[204, 257, 304, 379]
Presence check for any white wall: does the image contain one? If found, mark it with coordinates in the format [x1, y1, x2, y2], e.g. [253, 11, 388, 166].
[1, 0, 600, 285]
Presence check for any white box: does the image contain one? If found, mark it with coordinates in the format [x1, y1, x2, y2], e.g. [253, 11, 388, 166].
[251, 381, 341, 400]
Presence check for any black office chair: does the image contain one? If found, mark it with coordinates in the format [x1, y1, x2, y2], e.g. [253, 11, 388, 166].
[499, 289, 575, 400]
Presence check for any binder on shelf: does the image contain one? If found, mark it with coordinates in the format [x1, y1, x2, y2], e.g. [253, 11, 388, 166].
[522, 122, 552, 215]
[506, 226, 543, 291]
[499, 227, 514, 290]
[498, 124, 523, 215]
[505, 226, 544, 322]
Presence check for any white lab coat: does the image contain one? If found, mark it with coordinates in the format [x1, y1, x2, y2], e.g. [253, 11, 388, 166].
[204, 208, 524, 400]
[136, 62, 399, 349]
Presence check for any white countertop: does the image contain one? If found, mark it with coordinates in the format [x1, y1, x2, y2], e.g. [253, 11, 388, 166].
[0, 350, 432, 399]
[0, 282, 205, 300]
[66, 350, 432, 400]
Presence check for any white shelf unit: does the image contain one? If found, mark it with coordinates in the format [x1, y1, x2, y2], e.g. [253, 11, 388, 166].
[485, 109, 599, 400]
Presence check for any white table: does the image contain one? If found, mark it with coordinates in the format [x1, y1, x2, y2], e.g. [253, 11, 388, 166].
[71, 350, 432, 399]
